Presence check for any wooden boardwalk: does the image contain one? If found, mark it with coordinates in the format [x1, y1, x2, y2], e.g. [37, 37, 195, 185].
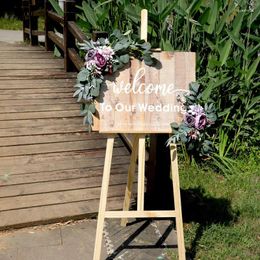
[0, 42, 131, 230]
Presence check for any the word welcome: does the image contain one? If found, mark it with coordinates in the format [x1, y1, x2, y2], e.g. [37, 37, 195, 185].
[110, 68, 179, 96]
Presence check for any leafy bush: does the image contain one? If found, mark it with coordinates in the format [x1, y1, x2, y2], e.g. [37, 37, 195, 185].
[77, 0, 260, 161]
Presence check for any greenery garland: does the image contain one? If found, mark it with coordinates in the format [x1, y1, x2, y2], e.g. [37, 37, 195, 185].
[74, 30, 154, 130]
[167, 82, 217, 158]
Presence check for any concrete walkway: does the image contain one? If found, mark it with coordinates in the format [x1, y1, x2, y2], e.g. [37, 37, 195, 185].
[0, 30, 23, 43]
[0, 219, 176, 260]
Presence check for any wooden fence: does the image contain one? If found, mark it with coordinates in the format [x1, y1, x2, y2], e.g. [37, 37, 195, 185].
[22, 0, 107, 72]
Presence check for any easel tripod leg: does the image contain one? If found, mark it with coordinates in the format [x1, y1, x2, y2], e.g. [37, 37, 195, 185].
[93, 136, 115, 260]
[121, 134, 139, 226]
[170, 144, 186, 260]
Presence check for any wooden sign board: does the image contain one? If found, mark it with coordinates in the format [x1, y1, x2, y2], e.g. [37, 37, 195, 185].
[98, 51, 195, 133]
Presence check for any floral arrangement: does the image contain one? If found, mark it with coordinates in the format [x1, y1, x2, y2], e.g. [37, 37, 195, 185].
[74, 30, 154, 129]
[167, 82, 217, 158]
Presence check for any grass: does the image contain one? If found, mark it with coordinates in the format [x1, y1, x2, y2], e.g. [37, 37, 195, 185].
[0, 16, 22, 30]
[0, 16, 45, 31]
[166, 151, 260, 259]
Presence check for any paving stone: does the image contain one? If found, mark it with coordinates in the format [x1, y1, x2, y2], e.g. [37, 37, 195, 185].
[0, 219, 177, 260]
[0, 228, 61, 250]
[60, 220, 97, 246]
[17, 243, 107, 260]
[0, 248, 17, 260]
[104, 219, 177, 260]
[60, 220, 107, 258]
[153, 220, 177, 246]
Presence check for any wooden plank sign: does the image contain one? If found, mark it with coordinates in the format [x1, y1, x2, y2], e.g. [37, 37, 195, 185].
[98, 51, 195, 133]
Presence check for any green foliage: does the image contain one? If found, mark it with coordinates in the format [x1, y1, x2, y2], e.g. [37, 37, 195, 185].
[0, 16, 22, 30]
[194, 1, 260, 156]
[76, 0, 136, 36]
[48, 0, 64, 16]
[76, 0, 260, 159]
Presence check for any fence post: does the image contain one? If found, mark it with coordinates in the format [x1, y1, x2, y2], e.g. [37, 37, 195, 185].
[29, 0, 39, 45]
[44, 0, 54, 51]
[64, 0, 76, 72]
[22, 0, 30, 42]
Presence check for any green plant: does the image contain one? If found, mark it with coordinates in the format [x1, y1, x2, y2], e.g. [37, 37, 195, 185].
[48, 0, 63, 16]
[0, 15, 22, 30]
[76, 0, 135, 37]
[76, 0, 260, 161]
[196, 1, 260, 155]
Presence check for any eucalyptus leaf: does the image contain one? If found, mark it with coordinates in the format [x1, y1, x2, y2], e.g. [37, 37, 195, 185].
[119, 54, 130, 64]
[77, 69, 89, 82]
[90, 86, 100, 97]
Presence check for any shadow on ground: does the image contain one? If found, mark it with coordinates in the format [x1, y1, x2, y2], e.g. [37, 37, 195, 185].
[105, 219, 176, 260]
[105, 186, 238, 260]
[181, 187, 239, 259]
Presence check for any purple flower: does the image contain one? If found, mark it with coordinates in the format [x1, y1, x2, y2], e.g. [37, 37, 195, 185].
[94, 53, 107, 68]
[195, 114, 207, 130]
[184, 113, 195, 127]
[85, 49, 97, 61]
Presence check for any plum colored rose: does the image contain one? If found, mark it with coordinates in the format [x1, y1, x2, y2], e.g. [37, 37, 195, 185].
[184, 113, 195, 127]
[94, 53, 107, 68]
[195, 114, 207, 130]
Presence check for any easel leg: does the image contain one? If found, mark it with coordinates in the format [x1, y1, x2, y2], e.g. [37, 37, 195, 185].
[121, 134, 139, 226]
[170, 144, 186, 260]
[93, 136, 115, 260]
[137, 135, 146, 211]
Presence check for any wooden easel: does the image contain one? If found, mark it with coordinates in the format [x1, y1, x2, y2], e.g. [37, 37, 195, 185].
[93, 9, 186, 260]
[93, 134, 185, 260]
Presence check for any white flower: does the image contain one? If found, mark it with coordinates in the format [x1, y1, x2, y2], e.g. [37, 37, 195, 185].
[85, 60, 97, 70]
[188, 104, 204, 116]
[104, 38, 110, 45]
[99, 46, 114, 61]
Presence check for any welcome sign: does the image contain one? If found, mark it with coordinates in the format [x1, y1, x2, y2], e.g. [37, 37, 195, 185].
[98, 52, 195, 133]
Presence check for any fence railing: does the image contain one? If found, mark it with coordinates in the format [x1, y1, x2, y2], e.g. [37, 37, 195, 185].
[22, 0, 45, 46]
[22, 0, 107, 72]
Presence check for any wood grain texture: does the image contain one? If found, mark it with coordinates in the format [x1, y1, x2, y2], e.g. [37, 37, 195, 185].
[99, 52, 196, 133]
[0, 197, 124, 230]
[0, 42, 132, 230]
